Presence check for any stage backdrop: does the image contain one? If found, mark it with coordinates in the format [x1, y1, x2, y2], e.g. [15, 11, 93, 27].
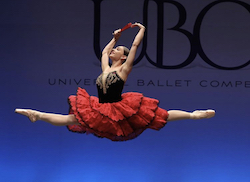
[1, 0, 250, 181]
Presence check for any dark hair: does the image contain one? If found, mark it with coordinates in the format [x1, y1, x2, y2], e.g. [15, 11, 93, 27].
[123, 46, 130, 60]
[123, 46, 129, 63]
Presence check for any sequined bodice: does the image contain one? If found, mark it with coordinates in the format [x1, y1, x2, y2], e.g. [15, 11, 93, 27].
[96, 71, 125, 103]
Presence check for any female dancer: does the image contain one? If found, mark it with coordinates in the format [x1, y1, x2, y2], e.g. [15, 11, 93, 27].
[15, 22, 215, 141]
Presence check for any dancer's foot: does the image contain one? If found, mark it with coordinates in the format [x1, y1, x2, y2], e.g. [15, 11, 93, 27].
[190, 109, 215, 120]
[15, 109, 41, 122]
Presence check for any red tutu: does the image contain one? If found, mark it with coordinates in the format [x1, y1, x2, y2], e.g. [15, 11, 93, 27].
[67, 87, 168, 141]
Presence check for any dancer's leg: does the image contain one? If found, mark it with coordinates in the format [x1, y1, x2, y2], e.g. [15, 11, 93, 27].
[167, 110, 215, 121]
[15, 109, 79, 126]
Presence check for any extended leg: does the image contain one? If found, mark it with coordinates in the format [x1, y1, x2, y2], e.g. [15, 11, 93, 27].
[167, 109, 215, 121]
[15, 109, 79, 126]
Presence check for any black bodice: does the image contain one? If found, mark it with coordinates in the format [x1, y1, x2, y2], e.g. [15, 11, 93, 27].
[96, 71, 125, 103]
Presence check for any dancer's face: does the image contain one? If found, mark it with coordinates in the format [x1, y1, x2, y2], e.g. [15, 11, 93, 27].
[109, 46, 126, 61]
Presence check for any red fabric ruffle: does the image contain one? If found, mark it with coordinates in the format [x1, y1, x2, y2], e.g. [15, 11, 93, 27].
[67, 87, 168, 141]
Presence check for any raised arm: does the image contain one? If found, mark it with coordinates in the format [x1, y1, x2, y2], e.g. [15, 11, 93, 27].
[101, 29, 121, 71]
[123, 23, 145, 73]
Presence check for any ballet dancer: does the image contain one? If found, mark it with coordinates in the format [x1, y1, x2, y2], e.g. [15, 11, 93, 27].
[15, 22, 215, 141]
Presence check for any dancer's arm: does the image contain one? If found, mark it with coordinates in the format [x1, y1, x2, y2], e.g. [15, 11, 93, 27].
[101, 29, 121, 71]
[123, 23, 145, 73]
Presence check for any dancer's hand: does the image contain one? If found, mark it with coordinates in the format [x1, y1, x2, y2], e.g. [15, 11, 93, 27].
[131, 22, 145, 29]
[112, 29, 121, 40]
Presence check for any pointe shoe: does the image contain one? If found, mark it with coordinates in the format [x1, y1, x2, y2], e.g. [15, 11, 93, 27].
[191, 109, 215, 120]
[15, 109, 41, 122]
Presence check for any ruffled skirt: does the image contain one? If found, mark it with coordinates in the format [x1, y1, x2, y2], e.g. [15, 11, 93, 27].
[67, 87, 168, 141]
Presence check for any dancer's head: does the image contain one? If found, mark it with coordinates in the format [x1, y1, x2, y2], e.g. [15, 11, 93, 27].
[109, 46, 130, 63]
[123, 46, 130, 61]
